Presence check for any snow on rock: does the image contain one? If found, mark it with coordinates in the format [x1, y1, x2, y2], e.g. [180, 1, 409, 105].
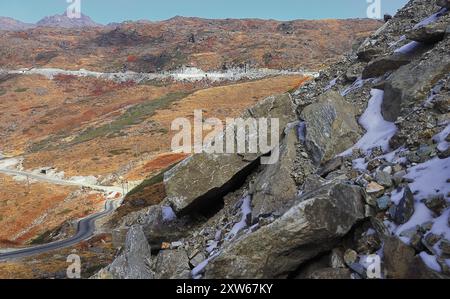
[162, 206, 177, 222]
[341, 89, 397, 156]
[413, 8, 448, 29]
[419, 252, 442, 272]
[433, 124, 450, 153]
[404, 157, 450, 200]
[341, 77, 369, 96]
[394, 41, 423, 55]
[324, 78, 337, 91]
[0, 157, 20, 169]
[391, 157, 450, 242]
[226, 195, 252, 240]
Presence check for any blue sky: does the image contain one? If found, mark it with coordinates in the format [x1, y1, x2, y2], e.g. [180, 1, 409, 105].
[1, 0, 410, 24]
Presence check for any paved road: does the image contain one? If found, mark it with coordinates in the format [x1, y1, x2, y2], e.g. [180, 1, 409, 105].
[0, 166, 123, 261]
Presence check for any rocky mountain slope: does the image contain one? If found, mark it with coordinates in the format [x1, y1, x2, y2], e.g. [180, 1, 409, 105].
[36, 12, 101, 29]
[0, 17, 34, 31]
[0, 17, 380, 72]
[95, 0, 450, 279]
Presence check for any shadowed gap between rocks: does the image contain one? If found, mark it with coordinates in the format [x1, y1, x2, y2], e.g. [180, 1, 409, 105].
[177, 155, 263, 218]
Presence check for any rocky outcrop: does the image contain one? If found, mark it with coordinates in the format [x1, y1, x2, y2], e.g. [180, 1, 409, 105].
[164, 93, 297, 215]
[382, 37, 450, 121]
[204, 180, 365, 278]
[154, 249, 191, 279]
[362, 53, 411, 79]
[94, 225, 153, 279]
[407, 22, 447, 43]
[300, 91, 361, 165]
[251, 125, 313, 219]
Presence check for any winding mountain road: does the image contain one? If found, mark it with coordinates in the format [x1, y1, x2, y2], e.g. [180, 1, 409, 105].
[0, 166, 124, 261]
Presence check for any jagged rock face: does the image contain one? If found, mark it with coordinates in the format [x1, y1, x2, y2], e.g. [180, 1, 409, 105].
[94, 225, 153, 279]
[382, 37, 450, 121]
[362, 53, 411, 79]
[164, 93, 297, 215]
[383, 236, 445, 279]
[154, 249, 191, 279]
[300, 90, 361, 165]
[407, 22, 447, 43]
[251, 125, 311, 219]
[204, 181, 365, 279]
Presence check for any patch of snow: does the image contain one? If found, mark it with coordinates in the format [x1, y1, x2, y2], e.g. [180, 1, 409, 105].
[341, 77, 370, 96]
[431, 208, 450, 243]
[413, 8, 448, 29]
[324, 78, 337, 91]
[395, 202, 433, 239]
[297, 122, 306, 143]
[162, 206, 177, 222]
[404, 157, 450, 200]
[340, 89, 397, 156]
[352, 158, 368, 171]
[433, 125, 450, 153]
[191, 252, 220, 278]
[419, 252, 442, 272]
[394, 41, 422, 55]
[226, 195, 252, 240]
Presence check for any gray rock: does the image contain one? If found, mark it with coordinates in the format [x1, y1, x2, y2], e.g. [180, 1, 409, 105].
[407, 22, 447, 44]
[382, 38, 450, 122]
[357, 47, 383, 62]
[383, 236, 445, 279]
[362, 53, 411, 79]
[375, 170, 393, 187]
[307, 268, 352, 279]
[423, 194, 447, 215]
[377, 195, 391, 210]
[317, 156, 344, 178]
[300, 91, 361, 165]
[154, 249, 191, 279]
[329, 248, 347, 269]
[164, 93, 297, 214]
[345, 63, 365, 82]
[252, 126, 306, 219]
[394, 187, 415, 225]
[204, 181, 365, 278]
[96, 225, 153, 279]
[437, 0, 450, 9]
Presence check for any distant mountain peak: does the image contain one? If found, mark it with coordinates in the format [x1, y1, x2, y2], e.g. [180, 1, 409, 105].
[0, 17, 34, 31]
[36, 12, 102, 28]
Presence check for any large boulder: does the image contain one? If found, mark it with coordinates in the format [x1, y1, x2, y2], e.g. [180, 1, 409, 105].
[251, 125, 314, 219]
[407, 22, 447, 44]
[362, 53, 412, 79]
[94, 225, 153, 279]
[164, 93, 297, 215]
[300, 91, 361, 165]
[204, 180, 365, 279]
[382, 37, 450, 121]
[383, 236, 447, 279]
[154, 249, 191, 279]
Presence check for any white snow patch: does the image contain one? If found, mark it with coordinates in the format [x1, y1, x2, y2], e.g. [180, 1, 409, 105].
[394, 41, 422, 55]
[324, 78, 337, 91]
[433, 125, 450, 153]
[341, 77, 370, 96]
[227, 195, 252, 240]
[413, 8, 448, 29]
[340, 89, 397, 156]
[162, 206, 177, 222]
[419, 252, 442, 272]
[0, 158, 20, 169]
[404, 157, 450, 200]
